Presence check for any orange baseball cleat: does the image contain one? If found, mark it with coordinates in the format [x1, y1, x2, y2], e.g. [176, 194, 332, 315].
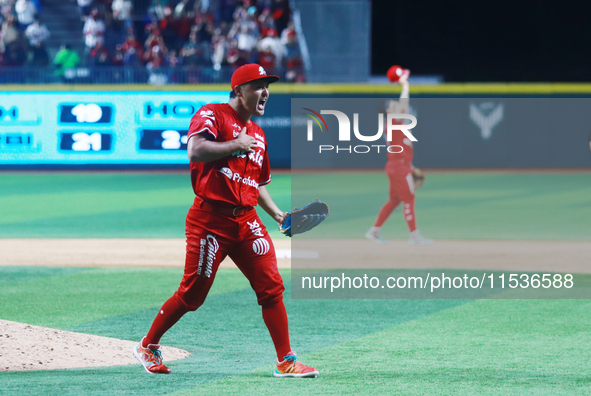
[274, 351, 319, 378]
[133, 338, 172, 374]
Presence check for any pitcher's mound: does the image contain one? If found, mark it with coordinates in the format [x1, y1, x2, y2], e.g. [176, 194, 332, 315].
[0, 319, 190, 372]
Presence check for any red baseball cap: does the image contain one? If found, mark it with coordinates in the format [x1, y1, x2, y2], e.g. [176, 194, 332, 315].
[231, 64, 279, 90]
[387, 65, 410, 83]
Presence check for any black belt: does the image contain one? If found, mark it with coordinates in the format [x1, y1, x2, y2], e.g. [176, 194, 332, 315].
[199, 199, 253, 217]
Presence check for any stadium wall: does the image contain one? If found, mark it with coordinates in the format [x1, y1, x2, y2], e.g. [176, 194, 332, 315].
[1, 84, 590, 169]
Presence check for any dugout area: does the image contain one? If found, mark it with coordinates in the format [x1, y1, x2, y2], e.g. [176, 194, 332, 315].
[1, 170, 591, 395]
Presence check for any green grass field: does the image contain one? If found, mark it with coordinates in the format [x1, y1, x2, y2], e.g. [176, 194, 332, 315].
[1, 171, 591, 395]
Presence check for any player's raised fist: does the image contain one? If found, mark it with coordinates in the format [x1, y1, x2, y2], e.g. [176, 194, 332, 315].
[398, 70, 410, 84]
[235, 127, 257, 152]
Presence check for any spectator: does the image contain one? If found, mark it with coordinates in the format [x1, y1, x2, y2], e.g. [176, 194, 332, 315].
[0, 0, 14, 18]
[24, 17, 49, 47]
[257, 28, 285, 67]
[167, 49, 181, 67]
[103, 8, 126, 54]
[77, 0, 94, 20]
[228, 13, 258, 61]
[82, 8, 105, 59]
[88, 41, 109, 66]
[257, 7, 275, 37]
[173, 0, 191, 18]
[195, 15, 213, 43]
[53, 43, 81, 78]
[179, 30, 199, 65]
[280, 20, 295, 44]
[4, 37, 27, 66]
[95, 48, 111, 67]
[0, 2, 9, 27]
[151, 0, 168, 20]
[158, 5, 177, 50]
[211, 26, 230, 70]
[283, 28, 305, 82]
[257, 43, 276, 72]
[146, 49, 168, 84]
[228, 23, 257, 66]
[122, 45, 141, 66]
[143, 28, 167, 62]
[121, 32, 143, 59]
[226, 38, 247, 69]
[174, 7, 193, 43]
[283, 28, 300, 61]
[271, 0, 290, 34]
[14, 0, 36, 31]
[142, 9, 159, 34]
[1, 14, 19, 48]
[111, 44, 124, 66]
[111, 0, 132, 30]
[27, 41, 48, 66]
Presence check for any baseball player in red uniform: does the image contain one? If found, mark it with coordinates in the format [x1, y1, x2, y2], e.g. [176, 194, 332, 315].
[133, 64, 319, 378]
[365, 69, 433, 245]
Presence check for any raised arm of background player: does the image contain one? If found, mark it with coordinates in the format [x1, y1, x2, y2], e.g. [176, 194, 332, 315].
[398, 71, 410, 113]
[396, 72, 419, 171]
[384, 71, 410, 135]
[187, 128, 288, 225]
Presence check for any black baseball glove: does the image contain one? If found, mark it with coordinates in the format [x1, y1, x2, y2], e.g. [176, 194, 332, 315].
[279, 200, 329, 237]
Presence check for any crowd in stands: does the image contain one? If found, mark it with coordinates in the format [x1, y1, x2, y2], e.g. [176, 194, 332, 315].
[1, 0, 50, 68]
[0, 0, 306, 84]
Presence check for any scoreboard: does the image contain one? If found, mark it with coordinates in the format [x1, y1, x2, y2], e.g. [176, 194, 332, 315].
[0, 91, 229, 166]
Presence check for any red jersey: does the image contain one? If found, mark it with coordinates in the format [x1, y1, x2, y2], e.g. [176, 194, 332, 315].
[387, 118, 414, 166]
[187, 103, 271, 207]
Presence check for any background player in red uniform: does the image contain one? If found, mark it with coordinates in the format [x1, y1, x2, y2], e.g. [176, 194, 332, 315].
[365, 69, 433, 245]
[133, 64, 319, 378]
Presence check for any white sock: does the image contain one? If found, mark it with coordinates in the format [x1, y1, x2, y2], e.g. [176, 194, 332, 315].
[370, 226, 381, 233]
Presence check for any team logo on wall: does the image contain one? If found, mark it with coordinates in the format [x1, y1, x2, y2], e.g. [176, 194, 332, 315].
[469, 102, 504, 140]
[252, 238, 270, 256]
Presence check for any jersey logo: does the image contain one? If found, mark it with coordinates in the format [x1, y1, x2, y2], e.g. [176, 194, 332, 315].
[259, 66, 267, 76]
[200, 110, 215, 121]
[197, 234, 219, 278]
[232, 123, 242, 137]
[218, 167, 233, 180]
[253, 238, 270, 255]
[247, 220, 264, 237]
[248, 150, 264, 167]
[217, 168, 260, 190]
